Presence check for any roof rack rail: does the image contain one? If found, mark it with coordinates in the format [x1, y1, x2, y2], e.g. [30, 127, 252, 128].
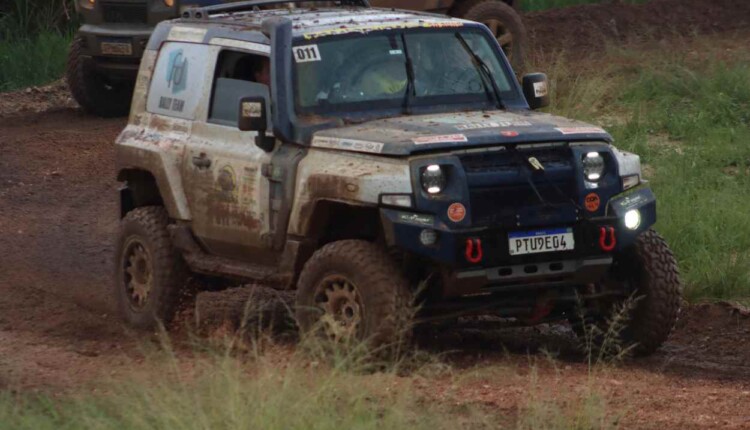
[182, 0, 370, 20]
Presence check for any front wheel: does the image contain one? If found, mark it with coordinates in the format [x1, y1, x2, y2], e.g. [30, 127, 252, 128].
[114, 207, 189, 330]
[295, 240, 413, 355]
[572, 229, 682, 356]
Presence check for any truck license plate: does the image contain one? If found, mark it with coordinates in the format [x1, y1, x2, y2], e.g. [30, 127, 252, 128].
[508, 228, 575, 256]
[101, 41, 133, 56]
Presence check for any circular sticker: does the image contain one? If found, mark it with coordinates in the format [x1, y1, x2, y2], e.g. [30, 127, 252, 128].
[585, 193, 601, 212]
[447, 203, 467, 223]
[500, 130, 519, 137]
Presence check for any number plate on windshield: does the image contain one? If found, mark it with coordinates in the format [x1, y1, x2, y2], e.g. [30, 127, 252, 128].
[508, 228, 575, 256]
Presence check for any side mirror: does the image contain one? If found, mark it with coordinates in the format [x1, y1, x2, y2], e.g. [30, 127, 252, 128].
[238, 96, 267, 132]
[238, 96, 275, 152]
[522, 73, 550, 110]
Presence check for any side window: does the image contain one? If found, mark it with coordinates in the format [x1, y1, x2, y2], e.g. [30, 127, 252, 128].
[208, 50, 272, 128]
[146, 42, 212, 120]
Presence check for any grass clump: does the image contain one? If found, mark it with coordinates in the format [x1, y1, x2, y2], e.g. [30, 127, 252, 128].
[0, 0, 75, 91]
[521, 0, 649, 12]
[0, 347, 467, 430]
[540, 40, 750, 302]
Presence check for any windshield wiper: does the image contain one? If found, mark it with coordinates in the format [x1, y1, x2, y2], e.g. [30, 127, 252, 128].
[401, 34, 417, 115]
[455, 33, 504, 109]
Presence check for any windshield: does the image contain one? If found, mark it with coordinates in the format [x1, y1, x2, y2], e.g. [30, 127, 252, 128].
[294, 28, 517, 114]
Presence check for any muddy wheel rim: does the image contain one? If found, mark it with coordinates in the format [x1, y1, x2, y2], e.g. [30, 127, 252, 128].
[484, 18, 514, 59]
[313, 275, 363, 342]
[123, 238, 153, 310]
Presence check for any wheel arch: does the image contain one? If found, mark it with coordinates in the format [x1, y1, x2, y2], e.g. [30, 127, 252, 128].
[118, 168, 168, 218]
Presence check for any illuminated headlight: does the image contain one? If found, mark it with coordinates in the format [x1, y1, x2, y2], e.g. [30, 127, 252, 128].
[164, 0, 175, 6]
[624, 209, 641, 230]
[80, 0, 95, 9]
[421, 164, 446, 195]
[583, 152, 605, 182]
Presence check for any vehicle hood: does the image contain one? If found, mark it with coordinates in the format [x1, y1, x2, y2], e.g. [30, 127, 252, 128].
[309, 110, 613, 156]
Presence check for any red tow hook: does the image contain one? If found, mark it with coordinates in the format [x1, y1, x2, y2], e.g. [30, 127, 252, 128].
[465, 238, 483, 264]
[599, 226, 617, 252]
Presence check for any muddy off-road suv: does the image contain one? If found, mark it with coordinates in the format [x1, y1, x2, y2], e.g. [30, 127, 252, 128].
[115, 0, 681, 355]
[68, 0, 526, 117]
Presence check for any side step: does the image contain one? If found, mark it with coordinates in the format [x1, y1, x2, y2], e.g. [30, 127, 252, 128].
[168, 225, 292, 287]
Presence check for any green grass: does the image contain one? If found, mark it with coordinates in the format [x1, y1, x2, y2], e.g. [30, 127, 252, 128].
[521, 0, 649, 12]
[0, 336, 621, 430]
[0, 32, 72, 92]
[0, 0, 75, 91]
[540, 42, 750, 302]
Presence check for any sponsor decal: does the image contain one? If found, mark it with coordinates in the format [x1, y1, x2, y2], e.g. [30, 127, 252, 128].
[311, 136, 384, 154]
[447, 203, 467, 223]
[167, 26, 207, 43]
[397, 212, 434, 227]
[217, 165, 238, 203]
[556, 127, 606, 135]
[533, 81, 548, 98]
[293, 45, 321, 63]
[242, 101, 263, 118]
[501, 130, 519, 137]
[585, 193, 601, 212]
[166, 49, 188, 95]
[412, 134, 468, 145]
[455, 120, 532, 131]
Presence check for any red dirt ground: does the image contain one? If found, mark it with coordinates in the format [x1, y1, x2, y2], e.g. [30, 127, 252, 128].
[1, 0, 750, 427]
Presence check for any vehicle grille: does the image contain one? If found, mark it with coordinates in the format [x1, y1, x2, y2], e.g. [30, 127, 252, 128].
[459, 146, 577, 226]
[101, 2, 148, 24]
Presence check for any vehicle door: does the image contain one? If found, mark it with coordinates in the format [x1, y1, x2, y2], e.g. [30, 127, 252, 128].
[179, 43, 277, 263]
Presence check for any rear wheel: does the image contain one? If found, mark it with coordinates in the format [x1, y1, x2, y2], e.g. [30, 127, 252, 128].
[453, 0, 529, 70]
[66, 36, 134, 117]
[114, 207, 189, 330]
[571, 229, 682, 356]
[296, 240, 413, 355]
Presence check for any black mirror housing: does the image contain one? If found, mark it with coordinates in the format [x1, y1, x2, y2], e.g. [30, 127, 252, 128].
[238, 96, 275, 152]
[522, 73, 550, 110]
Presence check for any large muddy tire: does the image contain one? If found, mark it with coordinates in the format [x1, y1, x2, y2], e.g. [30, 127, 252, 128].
[572, 229, 682, 356]
[296, 240, 413, 354]
[618, 229, 682, 355]
[66, 36, 133, 117]
[114, 207, 189, 330]
[453, 0, 528, 70]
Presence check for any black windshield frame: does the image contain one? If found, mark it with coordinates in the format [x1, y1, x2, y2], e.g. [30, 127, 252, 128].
[291, 25, 525, 117]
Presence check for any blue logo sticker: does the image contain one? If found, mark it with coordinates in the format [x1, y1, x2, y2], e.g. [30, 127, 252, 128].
[166, 49, 188, 94]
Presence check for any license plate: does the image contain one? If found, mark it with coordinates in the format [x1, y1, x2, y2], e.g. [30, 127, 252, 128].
[508, 228, 575, 256]
[101, 41, 133, 56]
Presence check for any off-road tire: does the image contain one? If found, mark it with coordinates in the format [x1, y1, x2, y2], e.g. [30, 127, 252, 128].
[296, 240, 413, 354]
[114, 206, 189, 330]
[452, 0, 528, 70]
[619, 229, 682, 355]
[66, 36, 133, 117]
[572, 229, 682, 356]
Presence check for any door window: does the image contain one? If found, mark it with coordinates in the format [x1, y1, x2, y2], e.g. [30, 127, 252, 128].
[208, 50, 272, 128]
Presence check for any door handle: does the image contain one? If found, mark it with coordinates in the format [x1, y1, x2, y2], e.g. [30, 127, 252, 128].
[192, 154, 212, 169]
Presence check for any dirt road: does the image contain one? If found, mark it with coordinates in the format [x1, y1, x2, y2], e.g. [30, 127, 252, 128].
[1, 0, 750, 427]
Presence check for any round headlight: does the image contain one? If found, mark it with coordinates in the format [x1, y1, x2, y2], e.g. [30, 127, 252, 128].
[164, 0, 175, 6]
[624, 209, 641, 230]
[583, 152, 605, 181]
[421, 164, 446, 195]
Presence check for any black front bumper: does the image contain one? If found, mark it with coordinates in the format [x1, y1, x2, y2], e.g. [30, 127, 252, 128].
[381, 186, 657, 296]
